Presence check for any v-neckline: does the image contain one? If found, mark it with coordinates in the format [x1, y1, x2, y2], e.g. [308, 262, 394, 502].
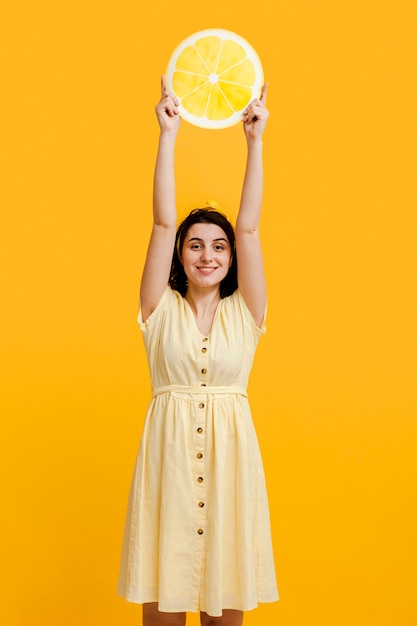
[183, 296, 222, 338]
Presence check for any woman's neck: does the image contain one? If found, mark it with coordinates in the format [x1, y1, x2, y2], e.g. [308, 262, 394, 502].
[185, 287, 221, 313]
[185, 287, 221, 335]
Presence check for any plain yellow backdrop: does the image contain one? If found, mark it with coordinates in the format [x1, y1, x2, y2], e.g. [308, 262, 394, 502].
[1, 1, 416, 625]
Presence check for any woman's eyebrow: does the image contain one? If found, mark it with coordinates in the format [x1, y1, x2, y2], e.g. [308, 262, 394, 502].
[187, 237, 228, 243]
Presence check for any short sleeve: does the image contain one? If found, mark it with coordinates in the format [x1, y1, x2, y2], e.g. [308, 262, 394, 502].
[234, 289, 267, 337]
[138, 286, 176, 333]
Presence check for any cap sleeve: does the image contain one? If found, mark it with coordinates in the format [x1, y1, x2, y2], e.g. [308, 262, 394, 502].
[138, 286, 177, 333]
[234, 289, 267, 337]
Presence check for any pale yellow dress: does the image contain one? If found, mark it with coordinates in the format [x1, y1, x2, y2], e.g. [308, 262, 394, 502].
[118, 286, 279, 617]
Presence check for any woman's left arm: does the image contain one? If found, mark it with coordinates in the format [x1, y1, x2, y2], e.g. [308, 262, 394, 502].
[235, 84, 270, 327]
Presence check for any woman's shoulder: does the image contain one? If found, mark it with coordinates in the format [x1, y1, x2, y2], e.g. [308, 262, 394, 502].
[138, 285, 182, 330]
[223, 289, 266, 334]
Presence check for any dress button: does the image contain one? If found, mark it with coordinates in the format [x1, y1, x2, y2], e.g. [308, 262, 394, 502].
[197, 476, 204, 483]
[199, 402, 205, 409]
[196, 452, 203, 459]
[197, 427, 203, 434]
[202, 337, 208, 342]
[201, 347, 207, 353]
[201, 368, 207, 374]
[198, 528, 204, 535]
[198, 501, 205, 508]
[200, 383, 207, 387]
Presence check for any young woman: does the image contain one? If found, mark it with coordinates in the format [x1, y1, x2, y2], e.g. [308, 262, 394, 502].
[118, 76, 278, 626]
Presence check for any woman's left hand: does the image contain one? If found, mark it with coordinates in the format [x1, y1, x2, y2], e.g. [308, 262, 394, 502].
[242, 83, 269, 141]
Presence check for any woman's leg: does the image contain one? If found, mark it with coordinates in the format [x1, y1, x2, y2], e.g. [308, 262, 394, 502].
[143, 602, 186, 626]
[200, 609, 243, 626]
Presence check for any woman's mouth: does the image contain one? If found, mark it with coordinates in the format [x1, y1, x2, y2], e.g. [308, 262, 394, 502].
[197, 266, 217, 274]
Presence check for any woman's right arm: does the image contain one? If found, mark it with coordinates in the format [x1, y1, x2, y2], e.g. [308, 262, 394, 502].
[140, 76, 181, 321]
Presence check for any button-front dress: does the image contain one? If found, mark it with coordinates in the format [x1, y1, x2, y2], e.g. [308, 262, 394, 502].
[118, 286, 279, 617]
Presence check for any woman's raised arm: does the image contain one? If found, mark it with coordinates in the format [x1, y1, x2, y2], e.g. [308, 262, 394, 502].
[235, 84, 270, 328]
[140, 76, 181, 321]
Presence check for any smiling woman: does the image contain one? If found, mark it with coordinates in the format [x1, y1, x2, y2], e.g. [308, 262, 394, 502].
[170, 209, 237, 300]
[117, 75, 278, 625]
[184, 225, 230, 277]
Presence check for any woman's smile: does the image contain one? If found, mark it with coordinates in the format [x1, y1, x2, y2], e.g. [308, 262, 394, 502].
[197, 266, 218, 274]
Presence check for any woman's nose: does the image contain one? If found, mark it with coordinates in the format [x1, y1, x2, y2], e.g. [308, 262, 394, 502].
[200, 249, 212, 262]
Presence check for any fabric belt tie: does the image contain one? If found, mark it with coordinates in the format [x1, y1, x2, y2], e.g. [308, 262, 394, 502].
[152, 384, 248, 398]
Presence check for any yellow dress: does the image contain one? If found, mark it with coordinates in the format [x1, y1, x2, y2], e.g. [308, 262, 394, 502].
[118, 286, 279, 617]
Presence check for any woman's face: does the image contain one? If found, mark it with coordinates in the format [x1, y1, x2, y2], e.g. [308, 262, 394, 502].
[181, 222, 233, 290]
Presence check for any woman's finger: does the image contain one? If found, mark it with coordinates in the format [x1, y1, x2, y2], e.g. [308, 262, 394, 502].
[160, 74, 167, 96]
[246, 102, 268, 120]
[260, 83, 268, 104]
[160, 78, 180, 107]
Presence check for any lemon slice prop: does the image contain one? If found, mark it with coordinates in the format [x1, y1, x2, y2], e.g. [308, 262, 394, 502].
[166, 29, 264, 129]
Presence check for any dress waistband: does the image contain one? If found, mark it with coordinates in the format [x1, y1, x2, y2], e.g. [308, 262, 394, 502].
[152, 384, 248, 398]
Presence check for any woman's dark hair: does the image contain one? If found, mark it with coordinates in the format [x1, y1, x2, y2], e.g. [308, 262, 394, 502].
[169, 207, 238, 298]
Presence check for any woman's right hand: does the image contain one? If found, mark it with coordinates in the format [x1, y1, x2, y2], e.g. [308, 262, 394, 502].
[155, 75, 181, 134]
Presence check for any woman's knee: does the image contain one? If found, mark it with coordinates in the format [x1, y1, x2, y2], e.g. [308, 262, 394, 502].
[200, 609, 243, 626]
[143, 602, 186, 626]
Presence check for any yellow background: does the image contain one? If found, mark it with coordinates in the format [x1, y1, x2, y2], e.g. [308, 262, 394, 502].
[1, 1, 416, 625]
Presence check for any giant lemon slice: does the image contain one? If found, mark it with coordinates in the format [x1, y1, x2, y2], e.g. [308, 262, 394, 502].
[166, 28, 264, 129]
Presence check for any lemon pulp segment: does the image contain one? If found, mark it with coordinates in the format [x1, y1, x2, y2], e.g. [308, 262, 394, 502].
[206, 84, 234, 120]
[181, 83, 212, 118]
[220, 58, 256, 86]
[216, 39, 246, 74]
[175, 45, 211, 76]
[218, 82, 253, 112]
[172, 72, 209, 99]
[194, 36, 222, 73]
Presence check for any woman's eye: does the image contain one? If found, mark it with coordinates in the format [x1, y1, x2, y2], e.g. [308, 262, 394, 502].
[214, 245, 224, 251]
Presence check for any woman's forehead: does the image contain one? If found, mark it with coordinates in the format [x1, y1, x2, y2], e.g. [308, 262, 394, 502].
[185, 222, 228, 240]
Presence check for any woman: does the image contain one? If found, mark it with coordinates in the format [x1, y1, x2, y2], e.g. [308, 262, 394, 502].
[118, 76, 278, 626]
